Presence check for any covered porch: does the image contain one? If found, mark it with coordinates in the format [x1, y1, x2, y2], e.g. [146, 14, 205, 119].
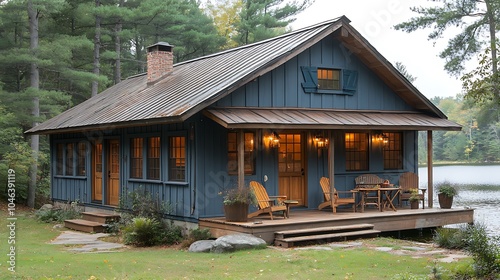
[200, 207, 474, 245]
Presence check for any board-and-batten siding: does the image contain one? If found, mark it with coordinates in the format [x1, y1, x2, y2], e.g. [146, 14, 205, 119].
[215, 36, 413, 112]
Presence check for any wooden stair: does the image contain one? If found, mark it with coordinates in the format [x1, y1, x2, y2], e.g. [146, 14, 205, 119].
[274, 223, 380, 248]
[64, 212, 120, 233]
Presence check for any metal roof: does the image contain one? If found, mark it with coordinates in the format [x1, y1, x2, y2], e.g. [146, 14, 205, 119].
[204, 108, 462, 131]
[26, 16, 456, 134]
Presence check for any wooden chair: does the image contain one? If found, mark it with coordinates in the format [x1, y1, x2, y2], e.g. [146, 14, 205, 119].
[248, 181, 287, 220]
[354, 174, 384, 210]
[398, 172, 426, 209]
[318, 177, 356, 213]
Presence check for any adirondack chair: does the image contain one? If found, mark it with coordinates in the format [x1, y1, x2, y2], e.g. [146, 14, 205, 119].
[318, 177, 356, 213]
[248, 181, 287, 220]
[398, 172, 426, 209]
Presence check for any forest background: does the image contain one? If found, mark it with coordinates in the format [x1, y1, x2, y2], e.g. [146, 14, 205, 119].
[0, 0, 499, 207]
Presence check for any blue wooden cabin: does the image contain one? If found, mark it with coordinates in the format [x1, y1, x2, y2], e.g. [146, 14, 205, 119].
[27, 16, 461, 223]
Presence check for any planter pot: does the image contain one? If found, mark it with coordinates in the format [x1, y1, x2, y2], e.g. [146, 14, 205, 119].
[410, 200, 419, 209]
[438, 193, 454, 209]
[223, 202, 249, 222]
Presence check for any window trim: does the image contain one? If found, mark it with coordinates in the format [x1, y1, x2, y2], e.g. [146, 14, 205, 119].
[227, 131, 256, 176]
[128, 134, 162, 181]
[168, 135, 187, 182]
[300, 66, 358, 95]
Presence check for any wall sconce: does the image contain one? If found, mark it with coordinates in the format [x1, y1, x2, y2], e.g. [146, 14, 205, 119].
[373, 133, 389, 145]
[268, 131, 280, 148]
[314, 135, 329, 149]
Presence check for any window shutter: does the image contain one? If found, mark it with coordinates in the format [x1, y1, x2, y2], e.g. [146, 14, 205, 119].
[301, 66, 318, 93]
[343, 69, 358, 93]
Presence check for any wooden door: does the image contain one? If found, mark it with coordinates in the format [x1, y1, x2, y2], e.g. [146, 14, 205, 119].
[107, 140, 120, 206]
[278, 133, 306, 206]
[92, 142, 103, 202]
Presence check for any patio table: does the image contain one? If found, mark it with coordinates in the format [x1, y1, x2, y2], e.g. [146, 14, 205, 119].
[356, 187, 401, 212]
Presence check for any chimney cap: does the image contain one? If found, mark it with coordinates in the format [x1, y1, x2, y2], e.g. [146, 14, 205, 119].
[147, 42, 174, 52]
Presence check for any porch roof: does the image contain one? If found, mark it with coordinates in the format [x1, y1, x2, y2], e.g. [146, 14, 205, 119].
[204, 107, 462, 131]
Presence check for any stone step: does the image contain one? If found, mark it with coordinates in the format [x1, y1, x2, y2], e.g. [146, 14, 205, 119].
[64, 219, 105, 233]
[81, 212, 120, 224]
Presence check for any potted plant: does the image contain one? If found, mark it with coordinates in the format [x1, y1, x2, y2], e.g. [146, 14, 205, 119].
[408, 188, 420, 209]
[437, 182, 458, 209]
[221, 185, 257, 222]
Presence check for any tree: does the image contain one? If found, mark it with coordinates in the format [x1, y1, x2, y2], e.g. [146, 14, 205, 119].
[394, 0, 500, 103]
[236, 0, 314, 45]
[395, 61, 417, 83]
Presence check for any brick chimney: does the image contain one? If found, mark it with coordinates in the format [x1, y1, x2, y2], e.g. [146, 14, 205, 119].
[147, 42, 174, 84]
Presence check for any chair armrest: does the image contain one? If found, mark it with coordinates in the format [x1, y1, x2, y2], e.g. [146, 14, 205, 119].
[269, 195, 287, 199]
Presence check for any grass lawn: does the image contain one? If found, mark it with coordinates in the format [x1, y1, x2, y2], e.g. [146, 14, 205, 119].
[0, 205, 472, 279]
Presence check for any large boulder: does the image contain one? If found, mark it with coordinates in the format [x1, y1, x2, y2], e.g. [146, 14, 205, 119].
[211, 234, 266, 253]
[188, 240, 214, 253]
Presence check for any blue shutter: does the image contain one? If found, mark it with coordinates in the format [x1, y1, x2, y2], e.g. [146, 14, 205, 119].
[301, 66, 318, 93]
[343, 69, 358, 93]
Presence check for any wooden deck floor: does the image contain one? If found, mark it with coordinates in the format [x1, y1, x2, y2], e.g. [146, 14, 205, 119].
[199, 207, 474, 244]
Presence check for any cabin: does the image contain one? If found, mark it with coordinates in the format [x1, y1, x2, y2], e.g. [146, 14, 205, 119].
[27, 17, 471, 240]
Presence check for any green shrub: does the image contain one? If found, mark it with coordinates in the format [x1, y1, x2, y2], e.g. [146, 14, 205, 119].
[181, 228, 212, 248]
[433, 226, 468, 249]
[464, 223, 500, 278]
[123, 217, 161, 247]
[35, 201, 82, 223]
[159, 221, 183, 245]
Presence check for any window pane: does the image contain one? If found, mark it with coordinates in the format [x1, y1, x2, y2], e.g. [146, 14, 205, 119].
[169, 136, 186, 181]
[77, 142, 86, 176]
[147, 137, 160, 180]
[130, 138, 143, 179]
[345, 133, 369, 171]
[65, 143, 74, 176]
[383, 132, 403, 170]
[56, 144, 64, 175]
[227, 132, 255, 175]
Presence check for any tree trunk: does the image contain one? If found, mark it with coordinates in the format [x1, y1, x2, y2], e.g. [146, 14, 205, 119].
[485, 0, 499, 101]
[92, 0, 101, 97]
[28, 0, 39, 208]
[113, 0, 123, 85]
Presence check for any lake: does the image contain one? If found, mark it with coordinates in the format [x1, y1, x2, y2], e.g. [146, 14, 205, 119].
[418, 165, 500, 236]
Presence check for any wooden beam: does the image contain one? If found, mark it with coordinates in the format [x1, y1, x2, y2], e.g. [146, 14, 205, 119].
[238, 129, 244, 188]
[427, 131, 433, 208]
[328, 131, 334, 202]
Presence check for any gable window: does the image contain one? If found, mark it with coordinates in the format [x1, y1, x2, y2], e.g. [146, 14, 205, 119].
[383, 132, 403, 170]
[318, 68, 340, 90]
[130, 138, 143, 179]
[130, 136, 161, 180]
[227, 132, 255, 175]
[169, 136, 186, 181]
[345, 132, 369, 171]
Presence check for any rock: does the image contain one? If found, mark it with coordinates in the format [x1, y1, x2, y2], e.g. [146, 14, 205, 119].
[188, 240, 214, 253]
[210, 234, 266, 253]
[53, 224, 64, 229]
[39, 204, 53, 211]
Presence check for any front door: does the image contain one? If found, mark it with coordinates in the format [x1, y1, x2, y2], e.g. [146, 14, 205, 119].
[278, 133, 306, 206]
[107, 140, 120, 206]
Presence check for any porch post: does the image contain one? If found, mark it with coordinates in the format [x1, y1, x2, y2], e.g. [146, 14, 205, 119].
[328, 131, 334, 198]
[427, 130, 433, 208]
[238, 129, 245, 188]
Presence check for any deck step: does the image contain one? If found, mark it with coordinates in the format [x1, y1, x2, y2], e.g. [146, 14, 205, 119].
[64, 219, 106, 233]
[81, 212, 120, 224]
[274, 224, 380, 248]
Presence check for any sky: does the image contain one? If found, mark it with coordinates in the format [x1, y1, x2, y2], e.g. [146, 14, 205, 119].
[291, 0, 465, 99]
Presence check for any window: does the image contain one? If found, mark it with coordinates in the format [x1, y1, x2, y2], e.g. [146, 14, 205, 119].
[56, 143, 64, 175]
[130, 138, 143, 179]
[227, 132, 255, 175]
[318, 68, 340, 90]
[383, 132, 403, 170]
[147, 137, 160, 180]
[65, 143, 74, 176]
[345, 132, 369, 171]
[169, 136, 186, 181]
[76, 142, 86, 176]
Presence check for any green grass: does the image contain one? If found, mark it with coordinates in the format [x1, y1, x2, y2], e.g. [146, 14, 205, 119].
[1, 208, 472, 280]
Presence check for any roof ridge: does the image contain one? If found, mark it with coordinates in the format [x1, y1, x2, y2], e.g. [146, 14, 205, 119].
[174, 16, 347, 67]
